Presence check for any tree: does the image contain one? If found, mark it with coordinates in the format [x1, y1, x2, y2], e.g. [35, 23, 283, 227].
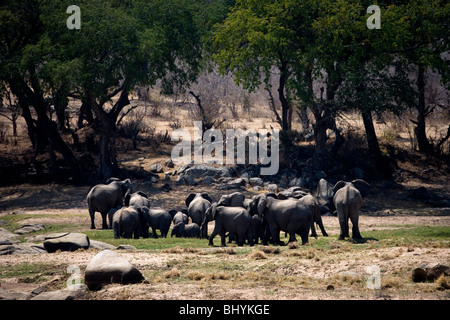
[40, 0, 203, 179]
[213, 0, 319, 131]
[0, 0, 83, 180]
[398, 0, 450, 155]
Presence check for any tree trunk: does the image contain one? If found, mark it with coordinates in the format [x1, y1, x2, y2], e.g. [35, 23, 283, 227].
[278, 66, 292, 131]
[414, 65, 432, 154]
[361, 110, 381, 159]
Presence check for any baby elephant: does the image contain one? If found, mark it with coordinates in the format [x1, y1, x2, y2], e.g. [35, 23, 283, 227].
[171, 222, 201, 238]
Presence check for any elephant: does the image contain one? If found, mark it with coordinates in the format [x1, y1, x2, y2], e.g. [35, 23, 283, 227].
[217, 192, 246, 207]
[219, 195, 259, 244]
[124, 191, 150, 208]
[86, 178, 132, 229]
[249, 194, 311, 245]
[139, 207, 172, 238]
[171, 222, 201, 238]
[299, 194, 328, 238]
[203, 203, 254, 247]
[169, 210, 189, 225]
[113, 206, 144, 239]
[332, 179, 371, 240]
[185, 193, 212, 238]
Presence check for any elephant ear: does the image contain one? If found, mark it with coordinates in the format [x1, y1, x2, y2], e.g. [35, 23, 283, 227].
[181, 209, 188, 215]
[136, 191, 148, 198]
[217, 194, 228, 207]
[332, 181, 347, 195]
[256, 194, 268, 216]
[168, 210, 178, 219]
[106, 177, 121, 184]
[201, 192, 213, 204]
[124, 190, 132, 206]
[185, 193, 197, 207]
[351, 179, 371, 198]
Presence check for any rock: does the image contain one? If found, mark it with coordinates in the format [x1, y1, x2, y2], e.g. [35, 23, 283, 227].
[176, 175, 197, 186]
[43, 233, 90, 253]
[266, 184, 278, 192]
[249, 177, 263, 187]
[183, 164, 233, 179]
[426, 263, 450, 281]
[88, 240, 116, 251]
[0, 227, 19, 242]
[317, 179, 333, 201]
[149, 162, 163, 173]
[228, 178, 247, 186]
[15, 224, 45, 235]
[31, 286, 88, 300]
[216, 183, 240, 190]
[84, 250, 144, 290]
[162, 183, 172, 192]
[198, 176, 215, 186]
[0, 287, 32, 300]
[412, 265, 428, 282]
[165, 158, 174, 168]
[116, 244, 137, 250]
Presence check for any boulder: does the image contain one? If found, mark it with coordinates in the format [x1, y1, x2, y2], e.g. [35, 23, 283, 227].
[412, 263, 450, 282]
[43, 233, 90, 253]
[88, 240, 116, 251]
[412, 265, 428, 282]
[84, 250, 144, 290]
[149, 162, 163, 173]
[183, 164, 233, 179]
[0, 227, 19, 242]
[15, 224, 45, 235]
[249, 177, 263, 187]
[31, 286, 87, 300]
[426, 263, 450, 281]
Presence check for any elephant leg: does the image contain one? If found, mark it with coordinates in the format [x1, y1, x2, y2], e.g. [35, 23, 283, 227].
[208, 227, 220, 246]
[151, 227, 159, 239]
[310, 219, 318, 238]
[350, 214, 362, 240]
[337, 210, 349, 240]
[270, 226, 283, 245]
[100, 212, 108, 229]
[89, 208, 96, 229]
[220, 232, 227, 247]
[316, 214, 328, 237]
[288, 232, 297, 243]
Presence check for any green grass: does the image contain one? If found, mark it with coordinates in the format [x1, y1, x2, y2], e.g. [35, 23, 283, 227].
[83, 225, 450, 251]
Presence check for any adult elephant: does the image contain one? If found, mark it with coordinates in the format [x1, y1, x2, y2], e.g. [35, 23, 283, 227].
[113, 206, 144, 239]
[124, 191, 150, 208]
[139, 207, 172, 238]
[86, 178, 132, 229]
[333, 179, 371, 240]
[185, 193, 212, 238]
[299, 194, 328, 238]
[250, 194, 311, 245]
[203, 203, 253, 247]
[217, 192, 246, 207]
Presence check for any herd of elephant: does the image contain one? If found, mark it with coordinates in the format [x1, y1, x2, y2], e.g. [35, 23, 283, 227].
[86, 177, 371, 246]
